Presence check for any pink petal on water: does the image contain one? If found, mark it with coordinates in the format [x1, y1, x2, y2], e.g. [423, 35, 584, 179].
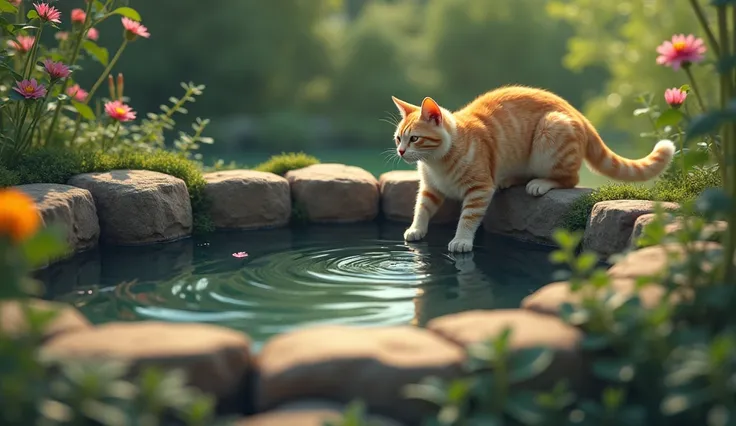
[232, 252, 248, 259]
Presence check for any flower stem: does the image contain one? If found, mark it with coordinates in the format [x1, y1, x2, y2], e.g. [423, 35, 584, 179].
[43, 0, 95, 147]
[22, 23, 43, 80]
[683, 66, 708, 112]
[101, 121, 121, 153]
[70, 114, 83, 144]
[84, 40, 128, 104]
[689, 0, 721, 55]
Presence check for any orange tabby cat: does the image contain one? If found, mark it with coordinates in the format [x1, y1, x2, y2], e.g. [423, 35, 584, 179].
[390, 85, 675, 253]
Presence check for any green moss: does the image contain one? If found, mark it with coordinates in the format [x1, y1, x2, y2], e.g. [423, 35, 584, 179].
[253, 152, 320, 176]
[3, 148, 214, 234]
[562, 166, 722, 230]
[0, 165, 20, 188]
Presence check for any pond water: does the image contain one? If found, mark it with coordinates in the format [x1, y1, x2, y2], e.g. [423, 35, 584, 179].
[37, 223, 565, 350]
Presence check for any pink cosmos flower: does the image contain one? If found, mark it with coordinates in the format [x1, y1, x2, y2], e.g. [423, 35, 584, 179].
[33, 2, 61, 24]
[14, 79, 47, 100]
[121, 17, 150, 40]
[8, 35, 35, 53]
[664, 87, 688, 108]
[656, 34, 707, 71]
[43, 59, 70, 80]
[86, 27, 99, 41]
[55, 31, 69, 41]
[66, 84, 88, 102]
[232, 252, 249, 259]
[71, 8, 86, 24]
[104, 100, 136, 122]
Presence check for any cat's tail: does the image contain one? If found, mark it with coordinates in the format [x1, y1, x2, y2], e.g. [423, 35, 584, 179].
[583, 122, 675, 182]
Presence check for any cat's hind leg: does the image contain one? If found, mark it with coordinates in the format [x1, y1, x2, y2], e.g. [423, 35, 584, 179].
[526, 111, 584, 197]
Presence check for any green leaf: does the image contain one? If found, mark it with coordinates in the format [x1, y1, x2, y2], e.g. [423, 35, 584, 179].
[695, 188, 733, 220]
[26, 9, 39, 20]
[509, 348, 555, 384]
[679, 84, 691, 93]
[711, 0, 736, 5]
[82, 40, 109, 66]
[580, 334, 610, 351]
[20, 226, 69, 268]
[686, 111, 728, 141]
[505, 391, 546, 425]
[0, 0, 18, 14]
[656, 109, 685, 129]
[592, 358, 635, 383]
[110, 7, 141, 21]
[71, 100, 95, 120]
[575, 252, 599, 273]
[633, 107, 651, 117]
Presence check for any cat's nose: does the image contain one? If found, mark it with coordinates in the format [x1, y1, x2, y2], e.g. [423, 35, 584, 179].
[397, 148, 406, 156]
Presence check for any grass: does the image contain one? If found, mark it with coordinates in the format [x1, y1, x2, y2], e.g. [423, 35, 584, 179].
[253, 151, 320, 175]
[0, 148, 214, 234]
[562, 166, 722, 230]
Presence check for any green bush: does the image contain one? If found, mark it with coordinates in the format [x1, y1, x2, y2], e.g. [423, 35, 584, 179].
[2, 148, 214, 234]
[253, 152, 320, 175]
[562, 165, 721, 230]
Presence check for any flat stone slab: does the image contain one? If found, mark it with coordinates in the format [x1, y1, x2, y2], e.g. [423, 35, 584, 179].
[204, 170, 290, 229]
[582, 200, 679, 257]
[483, 186, 594, 244]
[285, 164, 379, 223]
[41, 322, 252, 402]
[16, 183, 99, 252]
[378, 170, 460, 223]
[1, 299, 91, 341]
[68, 170, 192, 245]
[255, 325, 464, 424]
[427, 309, 589, 393]
[233, 400, 405, 426]
[607, 241, 722, 280]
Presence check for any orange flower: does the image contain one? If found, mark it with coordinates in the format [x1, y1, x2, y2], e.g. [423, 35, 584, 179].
[0, 189, 40, 243]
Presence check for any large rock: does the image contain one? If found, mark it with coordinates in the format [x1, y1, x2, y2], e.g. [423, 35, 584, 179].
[483, 186, 594, 244]
[41, 322, 252, 402]
[68, 170, 192, 245]
[285, 164, 379, 223]
[255, 325, 464, 424]
[427, 309, 588, 392]
[1, 299, 91, 341]
[583, 200, 679, 257]
[204, 170, 291, 229]
[607, 241, 722, 281]
[16, 183, 99, 253]
[378, 170, 460, 224]
[233, 400, 405, 426]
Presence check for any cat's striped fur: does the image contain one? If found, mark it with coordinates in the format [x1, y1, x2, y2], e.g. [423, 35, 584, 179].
[391, 85, 675, 253]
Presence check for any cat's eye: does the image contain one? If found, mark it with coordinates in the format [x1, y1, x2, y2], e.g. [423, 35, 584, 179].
[409, 136, 419, 142]
[395, 136, 401, 143]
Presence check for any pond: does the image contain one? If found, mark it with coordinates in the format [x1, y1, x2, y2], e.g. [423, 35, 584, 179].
[37, 223, 566, 351]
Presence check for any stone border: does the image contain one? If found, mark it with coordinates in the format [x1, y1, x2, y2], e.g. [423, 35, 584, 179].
[8, 163, 705, 423]
[13, 163, 686, 260]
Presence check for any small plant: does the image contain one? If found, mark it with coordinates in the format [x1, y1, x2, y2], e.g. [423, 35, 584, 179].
[254, 151, 320, 175]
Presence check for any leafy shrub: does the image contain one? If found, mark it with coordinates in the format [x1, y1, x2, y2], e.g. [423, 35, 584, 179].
[253, 152, 320, 176]
[0, 165, 20, 187]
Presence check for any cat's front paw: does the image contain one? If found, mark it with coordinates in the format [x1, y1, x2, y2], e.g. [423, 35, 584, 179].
[448, 237, 474, 253]
[404, 226, 427, 242]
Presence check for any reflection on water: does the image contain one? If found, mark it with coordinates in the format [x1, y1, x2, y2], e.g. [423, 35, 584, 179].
[38, 222, 564, 350]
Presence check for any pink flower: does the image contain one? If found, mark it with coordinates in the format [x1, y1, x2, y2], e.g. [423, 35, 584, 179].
[8, 35, 35, 53]
[71, 8, 86, 24]
[66, 84, 88, 102]
[121, 17, 150, 40]
[55, 31, 69, 41]
[232, 252, 249, 258]
[86, 27, 99, 41]
[656, 34, 707, 70]
[104, 100, 136, 122]
[13, 79, 47, 100]
[43, 59, 70, 80]
[33, 2, 61, 24]
[664, 87, 687, 108]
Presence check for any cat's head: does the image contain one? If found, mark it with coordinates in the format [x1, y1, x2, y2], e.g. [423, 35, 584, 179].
[391, 96, 453, 163]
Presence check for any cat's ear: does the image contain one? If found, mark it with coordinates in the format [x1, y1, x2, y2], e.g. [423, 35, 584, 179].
[392, 96, 418, 118]
[420, 97, 443, 126]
